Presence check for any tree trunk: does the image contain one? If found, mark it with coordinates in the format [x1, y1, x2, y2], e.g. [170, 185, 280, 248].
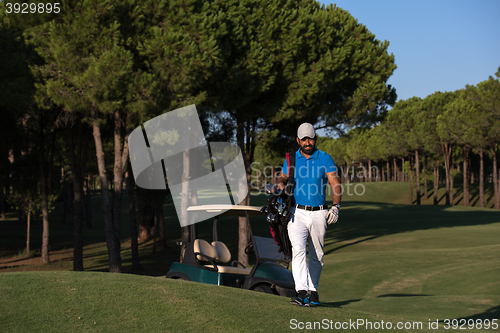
[180, 226, 190, 262]
[110, 110, 130, 271]
[497, 147, 500, 210]
[380, 161, 385, 182]
[386, 160, 390, 182]
[79, 128, 90, 231]
[93, 121, 121, 273]
[424, 155, 428, 200]
[159, 204, 166, 250]
[236, 114, 249, 266]
[85, 174, 92, 229]
[442, 143, 452, 205]
[39, 118, 50, 264]
[494, 149, 499, 210]
[416, 150, 420, 205]
[360, 162, 366, 182]
[479, 148, 484, 208]
[83, 129, 93, 230]
[152, 208, 159, 254]
[61, 173, 71, 224]
[68, 126, 84, 271]
[368, 159, 372, 182]
[179, 149, 190, 262]
[450, 161, 454, 205]
[153, 202, 166, 252]
[408, 153, 414, 204]
[433, 159, 439, 205]
[341, 163, 347, 183]
[0, 183, 5, 220]
[393, 157, 397, 182]
[463, 146, 470, 206]
[401, 157, 405, 182]
[127, 160, 140, 269]
[138, 192, 156, 242]
[26, 200, 31, 257]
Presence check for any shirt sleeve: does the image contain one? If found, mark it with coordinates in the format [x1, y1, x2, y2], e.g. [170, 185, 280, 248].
[282, 158, 288, 177]
[325, 154, 337, 173]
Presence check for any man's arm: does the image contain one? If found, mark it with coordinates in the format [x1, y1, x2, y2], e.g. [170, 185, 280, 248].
[276, 170, 288, 191]
[326, 171, 341, 224]
[327, 171, 341, 205]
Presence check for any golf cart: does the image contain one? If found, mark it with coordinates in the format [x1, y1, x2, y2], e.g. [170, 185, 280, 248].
[166, 204, 295, 297]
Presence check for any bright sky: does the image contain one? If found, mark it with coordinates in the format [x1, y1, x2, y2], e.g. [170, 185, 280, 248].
[321, 0, 500, 102]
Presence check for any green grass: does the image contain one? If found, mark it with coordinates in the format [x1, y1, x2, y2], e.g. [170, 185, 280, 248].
[322, 202, 500, 326]
[1, 271, 430, 333]
[1, 182, 500, 332]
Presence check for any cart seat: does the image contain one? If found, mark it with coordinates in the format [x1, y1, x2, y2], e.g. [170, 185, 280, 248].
[193, 239, 251, 275]
[212, 241, 251, 275]
[216, 265, 251, 274]
[193, 239, 218, 262]
[211, 241, 232, 263]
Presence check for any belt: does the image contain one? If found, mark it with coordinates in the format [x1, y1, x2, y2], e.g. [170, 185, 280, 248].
[295, 204, 328, 211]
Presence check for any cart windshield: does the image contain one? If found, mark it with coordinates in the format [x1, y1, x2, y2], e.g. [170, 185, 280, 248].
[253, 236, 289, 262]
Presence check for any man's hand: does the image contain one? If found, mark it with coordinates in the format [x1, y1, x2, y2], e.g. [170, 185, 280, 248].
[326, 206, 339, 224]
[276, 171, 288, 191]
[277, 182, 286, 191]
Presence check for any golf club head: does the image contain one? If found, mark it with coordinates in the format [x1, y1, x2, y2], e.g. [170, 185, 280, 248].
[277, 203, 285, 215]
[264, 183, 277, 194]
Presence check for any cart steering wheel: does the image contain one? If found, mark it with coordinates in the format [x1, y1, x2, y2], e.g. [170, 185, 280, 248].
[244, 242, 254, 255]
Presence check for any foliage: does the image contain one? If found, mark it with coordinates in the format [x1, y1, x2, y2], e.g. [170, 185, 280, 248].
[6, 150, 59, 220]
[464, 70, 500, 152]
[314, 67, 500, 209]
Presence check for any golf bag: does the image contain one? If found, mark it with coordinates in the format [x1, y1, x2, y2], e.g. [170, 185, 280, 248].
[261, 152, 295, 259]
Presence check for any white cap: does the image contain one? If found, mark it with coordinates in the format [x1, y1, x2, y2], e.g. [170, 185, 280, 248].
[297, 123, 316, 139]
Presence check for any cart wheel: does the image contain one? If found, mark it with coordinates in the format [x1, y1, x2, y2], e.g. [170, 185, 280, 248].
[166, 272, 190, 281]
[173, 276, 189, 281]
[252, 285, 274, 294]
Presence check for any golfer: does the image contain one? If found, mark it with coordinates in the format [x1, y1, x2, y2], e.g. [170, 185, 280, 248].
[277, 122, 341, 307]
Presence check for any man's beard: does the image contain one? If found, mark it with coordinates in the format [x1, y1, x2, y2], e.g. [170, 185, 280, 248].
[302, 145, 314, 153]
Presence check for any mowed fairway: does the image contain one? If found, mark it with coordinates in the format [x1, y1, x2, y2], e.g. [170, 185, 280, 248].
[320, 197, 500, 329]
[1, 271, 435, 333]
[1, 183, 499, 332]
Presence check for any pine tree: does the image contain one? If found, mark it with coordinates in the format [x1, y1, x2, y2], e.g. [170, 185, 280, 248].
[421, 92, 457, 205]
[464, 69, 500, 208]
[385, 98, 423, 204]
[1, 3, 61, 263]
[27, 0, 156, 272]
[201, 0, 397, 262]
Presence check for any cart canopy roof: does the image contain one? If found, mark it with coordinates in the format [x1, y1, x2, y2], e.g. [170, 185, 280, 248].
[186, 205, 262, 217]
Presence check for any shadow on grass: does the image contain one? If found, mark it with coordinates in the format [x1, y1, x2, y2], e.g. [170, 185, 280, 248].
[324, 235, 378, 254]
[0, 256, 35, 265]
[410, 183, 497, 207]
[2, 191, 500, 276]
[377, 294, 433, 298]
[438, 304, 500, 324]
[0, 264, 26, 271]
[438, 192, 448, 204]
[321, 299, 362, 308]
[324, 200, 500, 255]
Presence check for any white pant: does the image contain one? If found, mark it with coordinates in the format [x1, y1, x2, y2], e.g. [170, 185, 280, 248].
[287, 207, 327, 292]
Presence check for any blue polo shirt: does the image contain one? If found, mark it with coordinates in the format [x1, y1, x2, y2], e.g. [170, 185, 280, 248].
[283, 148, 337, 207]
